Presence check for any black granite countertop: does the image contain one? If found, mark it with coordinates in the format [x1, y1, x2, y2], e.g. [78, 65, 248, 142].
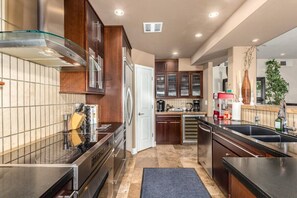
[223, 157, 297, 198]
[0, 166, 73, 198]
[198, 117, 297, 157]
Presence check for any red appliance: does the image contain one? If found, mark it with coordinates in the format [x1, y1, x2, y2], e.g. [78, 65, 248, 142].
[213, 93, 234, 120]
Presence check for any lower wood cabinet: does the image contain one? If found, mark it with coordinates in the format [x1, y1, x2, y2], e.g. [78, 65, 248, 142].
[213, 140, 238, 197]
[156, 115, 181, 144]
[229, 174, 256, 198]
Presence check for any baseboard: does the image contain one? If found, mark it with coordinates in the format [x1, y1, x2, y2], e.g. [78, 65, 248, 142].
[131, 148, 137, 155]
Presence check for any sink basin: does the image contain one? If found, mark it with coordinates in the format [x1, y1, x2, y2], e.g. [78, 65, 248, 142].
[250, 135, 297, 142]
[224, 125, 277, 136]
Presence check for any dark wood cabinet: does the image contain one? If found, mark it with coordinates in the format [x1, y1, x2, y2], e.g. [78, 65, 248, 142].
[156, 115, 181, 144]
[87, 26, 132, 122]
[213, 139, 238, 197]
[61, 0, 104, 94]
[155, 59, 178, 98]
[179, 71, 203, 98]
[155, 59, 203, 98]
[229, 174, 256, 198]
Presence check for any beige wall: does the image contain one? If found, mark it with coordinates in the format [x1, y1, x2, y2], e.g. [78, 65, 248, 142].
[132, 48, 155, 68]
[0, 53, 86, 154]
[178, 58, 203, 71]
[200, 62, 213, 116]
[227, 46, 257, 101]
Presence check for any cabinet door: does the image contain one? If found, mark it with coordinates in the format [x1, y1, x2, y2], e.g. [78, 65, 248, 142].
[179, 72, 190, 97]
[156, 73, 166, 98]
[86, 2, 104, 93]
[191, 72, 202, 97]
[165, 60, 178, 72]
[213, 140, 238, 197]
[167, 73, 178, 97]
[167, 119, 181, 144]
[156, 120, 168, 144]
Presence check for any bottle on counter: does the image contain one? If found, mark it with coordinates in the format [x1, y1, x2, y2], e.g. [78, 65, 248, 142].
[275, 111, 283, 132]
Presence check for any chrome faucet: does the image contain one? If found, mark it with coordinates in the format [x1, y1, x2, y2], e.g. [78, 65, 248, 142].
[254, 106, 260, 125]
[279, 100, 296, 133]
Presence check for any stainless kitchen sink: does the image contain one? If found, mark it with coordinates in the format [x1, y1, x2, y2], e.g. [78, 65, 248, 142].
[224, 125, 278, 136]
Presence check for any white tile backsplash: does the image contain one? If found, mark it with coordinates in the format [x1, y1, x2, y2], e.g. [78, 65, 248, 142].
[2, 54, 10, 78]
[0, 53, 86, 153]
[10, 57, 17, 80]
[10, 80, 17, 107]
[17, 59, 24, 81]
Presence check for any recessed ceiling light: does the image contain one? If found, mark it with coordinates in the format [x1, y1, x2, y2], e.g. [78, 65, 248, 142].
[114, 9, 124, 16]
[195, 33, 203, 38]
[252, 38, 259, 43]
[208, 11, 219, 18]
[280, 53, 285, 56]
[172, 52, 178, 55]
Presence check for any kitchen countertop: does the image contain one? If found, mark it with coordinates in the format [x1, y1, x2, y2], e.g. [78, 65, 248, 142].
[0, 166, 73, 198]
[223, 157, 297, 198]
[198, 117, 297, 157]
[155, 111, 207, 115]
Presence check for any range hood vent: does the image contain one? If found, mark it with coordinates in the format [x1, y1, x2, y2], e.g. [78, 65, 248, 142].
[0, 30, 87, 70]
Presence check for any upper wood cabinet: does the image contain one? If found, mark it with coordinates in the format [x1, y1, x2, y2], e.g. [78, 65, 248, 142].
[155, 59, 178, 98]
[155, 59, 203, 99]
[87, 26, 132, 122]
[178, 71, 203, 98]
[60, 0, 104, 94]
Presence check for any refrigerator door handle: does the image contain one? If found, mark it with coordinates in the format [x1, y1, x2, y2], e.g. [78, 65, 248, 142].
[126, 87, 133, 125]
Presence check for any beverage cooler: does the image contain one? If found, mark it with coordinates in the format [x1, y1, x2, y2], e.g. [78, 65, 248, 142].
[213, 93, 234, 120]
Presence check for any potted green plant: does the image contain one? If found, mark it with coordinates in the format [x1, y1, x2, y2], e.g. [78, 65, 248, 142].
[265, 59, 289, 105]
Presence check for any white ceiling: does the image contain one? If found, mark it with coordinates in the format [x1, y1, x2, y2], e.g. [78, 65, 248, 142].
[89, 0, 246, 59]
[89, 0, 297, 64]
[257, 27, 297, 59]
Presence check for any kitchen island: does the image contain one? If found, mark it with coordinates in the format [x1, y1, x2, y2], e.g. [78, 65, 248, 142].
[197, 117, 297, 198]
[223, 157, 297, 198]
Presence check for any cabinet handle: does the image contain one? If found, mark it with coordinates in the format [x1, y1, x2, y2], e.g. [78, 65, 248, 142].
[138, 112, 144, 116]
[225, 153, 231, 157]
[157, 122, 167, 124]
[170, 122, 180, 124]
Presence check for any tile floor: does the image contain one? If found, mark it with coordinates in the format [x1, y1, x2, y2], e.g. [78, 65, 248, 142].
[116, 144, 225, 198]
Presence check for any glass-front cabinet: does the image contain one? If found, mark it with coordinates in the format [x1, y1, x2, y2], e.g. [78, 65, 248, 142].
[167, 73, 178, 97]
[179, 72, 190, 97]
[191, 72, 202, 97]
[156, 74, 166, 97]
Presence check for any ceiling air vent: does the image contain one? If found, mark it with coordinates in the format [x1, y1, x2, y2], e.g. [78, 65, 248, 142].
[143, 22, 163, 33]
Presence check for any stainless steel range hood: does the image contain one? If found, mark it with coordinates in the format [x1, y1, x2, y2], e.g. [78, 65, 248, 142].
[0, 0, 88, 70]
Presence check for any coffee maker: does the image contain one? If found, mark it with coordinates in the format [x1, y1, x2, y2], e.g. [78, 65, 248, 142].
[157, 100, 165, 112]
[192, 100, 200, 112]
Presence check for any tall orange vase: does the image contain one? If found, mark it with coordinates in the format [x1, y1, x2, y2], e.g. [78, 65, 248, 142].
[241, 70, 251, 104]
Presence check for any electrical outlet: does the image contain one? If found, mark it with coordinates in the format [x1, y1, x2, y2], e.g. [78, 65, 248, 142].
[205, 100, 208, 105]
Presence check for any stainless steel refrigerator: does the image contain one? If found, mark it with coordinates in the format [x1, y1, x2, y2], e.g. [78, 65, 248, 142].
[123, 47, 134, 152]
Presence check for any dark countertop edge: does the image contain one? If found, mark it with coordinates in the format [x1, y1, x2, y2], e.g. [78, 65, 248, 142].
[41, 168, 73, 197]
[222, 158, 270, 198]
[197, 117, 291, 157]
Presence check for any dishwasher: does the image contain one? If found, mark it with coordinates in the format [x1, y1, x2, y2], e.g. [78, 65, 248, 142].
[182, 115, 205, 143]
[197, 121, 213, 178]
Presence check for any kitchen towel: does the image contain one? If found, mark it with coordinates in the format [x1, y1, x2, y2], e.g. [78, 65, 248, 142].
[140, 168, 211, 198]
[232, 102, 241, 121]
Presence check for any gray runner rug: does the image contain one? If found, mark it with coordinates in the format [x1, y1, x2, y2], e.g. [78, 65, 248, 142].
[140, 168, 211, 198]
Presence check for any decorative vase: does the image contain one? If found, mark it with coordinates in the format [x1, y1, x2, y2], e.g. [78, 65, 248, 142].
[241, 70, 251, 104]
